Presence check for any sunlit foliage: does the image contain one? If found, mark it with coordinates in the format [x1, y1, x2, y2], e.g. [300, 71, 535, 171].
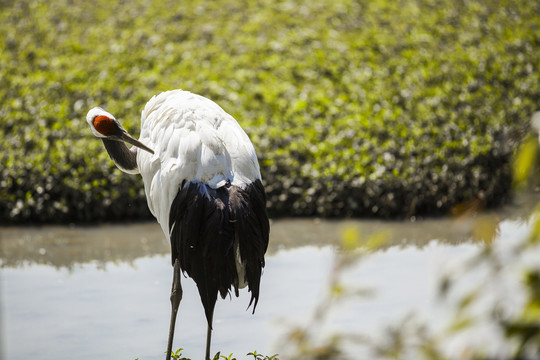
[1, 0, 539, 222]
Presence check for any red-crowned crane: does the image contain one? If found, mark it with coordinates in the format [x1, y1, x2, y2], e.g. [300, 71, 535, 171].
[86, 89, 270, 360]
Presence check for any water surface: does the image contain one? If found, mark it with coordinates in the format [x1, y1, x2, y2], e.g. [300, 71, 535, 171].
[1, 193, 538, 360]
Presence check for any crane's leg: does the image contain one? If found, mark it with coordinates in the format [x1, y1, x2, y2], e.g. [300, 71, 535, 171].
[205, 312, 214, 360]
[166, 259, 182, 360]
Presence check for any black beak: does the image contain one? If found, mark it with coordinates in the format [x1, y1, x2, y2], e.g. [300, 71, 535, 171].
[119, 131, 155, 155]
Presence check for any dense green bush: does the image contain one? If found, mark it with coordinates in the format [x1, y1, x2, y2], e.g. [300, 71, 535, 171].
[1, 0, 539, 223]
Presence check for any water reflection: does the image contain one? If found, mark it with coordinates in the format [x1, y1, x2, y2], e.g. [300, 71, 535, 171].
[0, 224, 169, 269]
[1, 192, 539, 360]
[2, 191, 538, 269]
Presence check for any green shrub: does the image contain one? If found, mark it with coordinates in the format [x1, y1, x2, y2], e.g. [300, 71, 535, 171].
[1, 0, 539, 222]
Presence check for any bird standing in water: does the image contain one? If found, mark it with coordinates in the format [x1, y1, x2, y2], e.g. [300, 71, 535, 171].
[86, 89, 270, 360]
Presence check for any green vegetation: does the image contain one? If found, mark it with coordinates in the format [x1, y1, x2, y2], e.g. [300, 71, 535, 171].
[1, 0, 539, 222]
[137, 349, 278, 360]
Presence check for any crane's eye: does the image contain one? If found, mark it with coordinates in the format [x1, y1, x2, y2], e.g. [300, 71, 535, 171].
[93, 115, 117, 136]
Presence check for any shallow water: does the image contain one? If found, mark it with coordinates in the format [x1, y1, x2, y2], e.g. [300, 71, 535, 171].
[1, 193, 539, 360]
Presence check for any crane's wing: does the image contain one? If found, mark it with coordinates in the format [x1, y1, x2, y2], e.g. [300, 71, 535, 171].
[217, 110, 262, 185]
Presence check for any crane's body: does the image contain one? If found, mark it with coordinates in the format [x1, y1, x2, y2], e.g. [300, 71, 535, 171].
[137, 90, 264, 237]
[86, 89, 269, 360]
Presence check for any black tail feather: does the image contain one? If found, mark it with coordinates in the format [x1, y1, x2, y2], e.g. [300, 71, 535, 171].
[169, 179, 269, 326]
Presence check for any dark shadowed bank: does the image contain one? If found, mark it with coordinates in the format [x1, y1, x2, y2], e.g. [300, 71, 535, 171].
[0, 0, 539, 223]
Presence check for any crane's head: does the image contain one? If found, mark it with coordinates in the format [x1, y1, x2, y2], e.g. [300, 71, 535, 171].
[86, 107, 154, 154]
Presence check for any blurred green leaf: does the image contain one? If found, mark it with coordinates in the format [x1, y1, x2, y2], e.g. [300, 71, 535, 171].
[513, 134, 538, 189]
[341, 226, 361, 251]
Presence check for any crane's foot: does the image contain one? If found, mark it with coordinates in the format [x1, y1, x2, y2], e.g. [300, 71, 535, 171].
[165, 259, 182, 360]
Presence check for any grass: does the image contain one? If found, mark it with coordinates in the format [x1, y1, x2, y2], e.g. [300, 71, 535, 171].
[1, 0, 539, 222]
[133, 349, 279, 360]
